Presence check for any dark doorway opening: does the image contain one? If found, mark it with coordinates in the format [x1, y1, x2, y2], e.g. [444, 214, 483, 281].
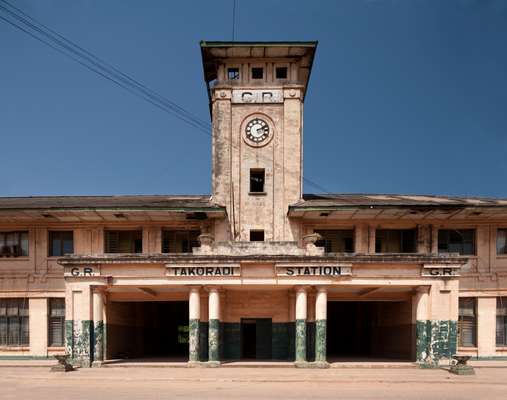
[240, 318, 272, 360]
[107, 301, 189, 360]
[327, 301, 412, 361]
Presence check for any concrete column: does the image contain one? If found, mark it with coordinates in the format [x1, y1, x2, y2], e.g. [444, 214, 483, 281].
[29, 298, 48, 357]
[414, 286, 430, 362]
[431, 226, 439, 254]
[64, 285, 74, 359]
[368, 226, 376, 254]
[295, 287, 307, 363]
[477, 297, 497, 357]
[65, 284, 93, 367]
[188, 287, 201, 363]
[208, 288, 220, 364]
[315, 288, 327, 363]
[92, 290, 104, 365]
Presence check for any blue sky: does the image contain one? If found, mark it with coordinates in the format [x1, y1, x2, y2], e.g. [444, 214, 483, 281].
[1, 0, 506, 197]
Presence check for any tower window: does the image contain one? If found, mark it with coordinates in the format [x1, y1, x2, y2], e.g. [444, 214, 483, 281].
[250, 169, 265, 193]
[275, 67, 288, 79]
[228, 68, 240, 80]
[250, 230, 264, 242]
[251, 67, 263, 79]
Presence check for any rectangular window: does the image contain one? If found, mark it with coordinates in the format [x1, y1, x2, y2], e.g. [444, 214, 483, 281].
[375, 229, 417, 253]
[250, 169, 265, 193]
[438, 229, 476, 255]
[275, 67, 288, 79]
[315, 230, 354, 253]
[497, 297, 507, 346]
[48, 298, 65, 347]
[48, 231, 74, 257]
[497, 229, 507, 255]
[250, 230, 264, 242]
[104, 230, 142, 253]
[227, 67, 240, 80]
[458, 298, 477, 347]
[0, 298, 29, 346]
[251, 67, 263, 79]
[162, 230, 200, 253]
[0, 232, 28, 257]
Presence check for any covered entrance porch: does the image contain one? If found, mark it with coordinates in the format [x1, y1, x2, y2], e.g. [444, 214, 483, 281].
[62, 282, 457, 368]
[59, 248, 465, 368]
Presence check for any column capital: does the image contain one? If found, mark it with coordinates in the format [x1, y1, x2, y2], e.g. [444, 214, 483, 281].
[188, 285, 202, 293]
[415, 286, 430, 295]
[91, 285, 107, 294]
[294, 285, 311, 294]
[205, 286, 221, 293]
[315, 286, 328, 294]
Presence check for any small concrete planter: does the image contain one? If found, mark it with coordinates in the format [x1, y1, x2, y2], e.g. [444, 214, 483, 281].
[50, 355, 74, 372]
[449, 355, 475, 375]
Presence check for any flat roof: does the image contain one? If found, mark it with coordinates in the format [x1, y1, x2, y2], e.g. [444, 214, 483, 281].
[200, 41, 318, 48]
[289, 193, 507, 220]
[292, 193, 507, 209]
[0, 195, 225, 213]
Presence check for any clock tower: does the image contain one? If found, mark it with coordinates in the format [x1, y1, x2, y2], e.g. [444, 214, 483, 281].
[201, 41, 317, 242]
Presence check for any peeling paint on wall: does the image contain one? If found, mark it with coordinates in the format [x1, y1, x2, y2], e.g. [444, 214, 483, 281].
[416, 320, 457, 365]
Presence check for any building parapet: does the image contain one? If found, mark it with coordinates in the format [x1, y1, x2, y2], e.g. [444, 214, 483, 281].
[57, 251, 468, 266]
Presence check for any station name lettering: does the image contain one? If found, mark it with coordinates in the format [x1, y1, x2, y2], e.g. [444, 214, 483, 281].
[64, 266, 99, 277]
[71, 267, 93, 276]
[172, 267, 234, 276]
[285, 266, 344, 276]
[232, 89, 283, 104]
[422, 268, 459, 277]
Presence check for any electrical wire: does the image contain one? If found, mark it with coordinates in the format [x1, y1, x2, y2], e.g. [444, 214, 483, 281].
[0, 0, 333, 194]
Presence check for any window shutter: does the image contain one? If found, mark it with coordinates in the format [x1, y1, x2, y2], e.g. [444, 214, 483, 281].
[0, 316, 7, 345]
[106, 231, 119, 253]
[49, 317, 64, 347]
[459, 317, 476, 347]
[459, 298, 477, 347]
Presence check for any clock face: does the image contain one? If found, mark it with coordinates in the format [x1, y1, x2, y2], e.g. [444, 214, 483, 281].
[245, 118, 270, 143]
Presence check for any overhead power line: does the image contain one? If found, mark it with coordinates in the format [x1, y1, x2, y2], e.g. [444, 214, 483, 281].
[0, 0, 211, 134]
[0, 0, 332, 194]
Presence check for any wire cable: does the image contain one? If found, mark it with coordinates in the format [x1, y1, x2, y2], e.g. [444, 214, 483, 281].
[0, 1, 333, 194]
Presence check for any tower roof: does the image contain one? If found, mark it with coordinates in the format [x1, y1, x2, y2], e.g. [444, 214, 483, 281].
[200, 41, 318, 102]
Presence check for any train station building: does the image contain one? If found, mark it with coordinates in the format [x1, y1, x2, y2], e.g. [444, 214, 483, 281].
[1, 41, 507, 367]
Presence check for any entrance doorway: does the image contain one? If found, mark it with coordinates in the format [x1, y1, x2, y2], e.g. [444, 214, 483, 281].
[106, 301, 189, 360]
[240, 318, 272, 360]
[327, 301, 412, 361]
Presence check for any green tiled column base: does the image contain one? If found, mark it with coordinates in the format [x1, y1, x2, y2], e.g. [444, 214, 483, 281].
[315, 319, 327, 362]
[189, 319, 200, 362]
[416, 320, 457, 364]
[208, 319, 220, 362]
[295, 319, 306, 363]
[93, 321, 104, 362]
[69, 320, 92, 367]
